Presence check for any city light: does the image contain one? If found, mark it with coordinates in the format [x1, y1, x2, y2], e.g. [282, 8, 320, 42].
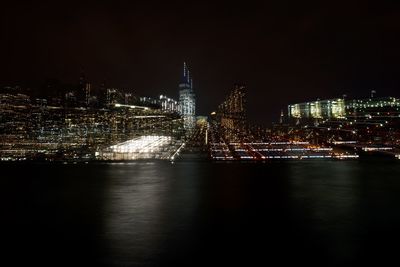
[170, 142, 186, 161]
[97, 136, 177, 160]
[362, 147, 393, 152]
[114, 103, 150, 110]
[110, 136, 172, 153]
[2, 65, 400, 163]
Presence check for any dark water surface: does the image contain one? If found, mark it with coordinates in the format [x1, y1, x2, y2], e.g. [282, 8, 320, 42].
[1, 161, 400, 266]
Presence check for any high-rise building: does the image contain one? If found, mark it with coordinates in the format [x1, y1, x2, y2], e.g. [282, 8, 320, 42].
[217, 84, 247, 141]
[78, 70, 92, 106]
[85, 83, 91, 106]
[78, 71, 86, 104]
[179, 62, 196, 130]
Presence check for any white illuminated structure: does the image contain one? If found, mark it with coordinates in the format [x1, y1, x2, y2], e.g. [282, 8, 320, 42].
[288, 98, 345, 119]
[179, 62, 196, 131]
[98, 135, 175, 160]
[159, 95, 179, 112]
[110, 136, 172, 153]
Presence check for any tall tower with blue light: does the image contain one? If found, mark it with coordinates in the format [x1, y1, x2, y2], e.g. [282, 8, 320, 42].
[179, 62, 196, 130]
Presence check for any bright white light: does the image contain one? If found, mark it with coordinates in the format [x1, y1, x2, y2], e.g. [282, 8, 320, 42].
[170, 142, 185, 161]
[362, 147, 393, 152]
[110, 136, 172, 154]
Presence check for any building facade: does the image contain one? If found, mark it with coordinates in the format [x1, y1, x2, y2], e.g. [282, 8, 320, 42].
[288, 98, 346, 120]
[217, 84, 247, 141]
[178, 62, 196, 130]
[288, 97, 400, 121]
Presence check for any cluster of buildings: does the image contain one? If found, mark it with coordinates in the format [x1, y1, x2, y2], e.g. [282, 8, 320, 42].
[209, 85, 342, 161]
[7, 64, 399, 162]
[208, 87, 400, 161]
[214, 84, 247, 142]
[278, 93, 400, 160]
[0, 63, 198, 161]
[288, 95, 400, 122]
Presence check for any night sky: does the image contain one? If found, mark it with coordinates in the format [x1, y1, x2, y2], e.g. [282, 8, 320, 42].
[2, 0, 400, 124]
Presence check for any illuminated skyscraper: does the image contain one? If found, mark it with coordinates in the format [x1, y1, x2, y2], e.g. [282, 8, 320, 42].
[179, 62, 196, 130]
[78, 70, 91, 106]
[217, 84, 247, 141]
[85, 83, 91, 106]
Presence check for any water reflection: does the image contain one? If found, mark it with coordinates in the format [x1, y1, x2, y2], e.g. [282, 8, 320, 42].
[286, 161, 362, 264]
[3, 161, 400, 266]
[102, 162, 201, 266]
[288, 161, 361, 225]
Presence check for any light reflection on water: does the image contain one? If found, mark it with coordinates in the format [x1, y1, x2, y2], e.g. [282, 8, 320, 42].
[2, 161, 400, 266]
[101, 162, 201, 266]
[104, 164, 165, 263]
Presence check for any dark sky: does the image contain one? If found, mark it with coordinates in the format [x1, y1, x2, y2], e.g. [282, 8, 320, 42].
[2, 0, 400, 124]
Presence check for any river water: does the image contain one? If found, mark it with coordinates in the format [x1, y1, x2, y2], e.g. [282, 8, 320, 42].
[1, 160, 400, 266]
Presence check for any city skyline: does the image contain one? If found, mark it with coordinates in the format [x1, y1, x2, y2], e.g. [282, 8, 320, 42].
[3, 3, 400, 266]
[2, 1, 400, 123]
[2, 64, 399, 125]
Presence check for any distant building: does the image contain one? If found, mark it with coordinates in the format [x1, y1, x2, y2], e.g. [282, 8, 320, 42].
[139, 96, 160, 108]
[106, 88, 119, 106]
[287, 96, 400, 122]
[178, 62, 196, 130]
[346, 97, 400, 114]
[77, 71, 93, 107]
[159, 95, 179, 113]
[65, 91, 77, 107]
[196, 116, 208, 126]
[85, 83, 91, 106]
[0, 90, 186, 161]
[288, 98, 346, 120]
[217, 84, 247, 141]
[78, 71, 87, 105]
